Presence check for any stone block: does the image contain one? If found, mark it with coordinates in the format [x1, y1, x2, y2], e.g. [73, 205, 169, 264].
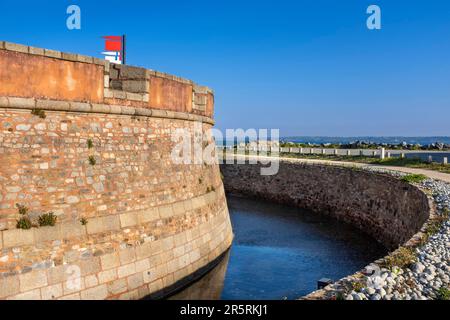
[126, 92, 144, 101]
[62, 274, 85, 295]
[80, 284, 108, 300]
[113, 90, 127, 100]
[138, 207, 159, 224]
[92, 57, 105, 65]
[107, 278, 127, 296]
[69, 102, 91, 113]
[104, 75, 110, 88]
[41, 283, 63, 300]
[8, 289, 41, 300]
[60, 221, 86, 239]
[44, 49, 62, 59]
[19, 270, 48, 292]
[58, 292, 81, 300]
[158, 204, 174, 219]
[0, 276, 20, 298]
[162, 236, 174, 251]
[100, 252, 120, 270]
[0, 41, 4, 49]
[36, 99, 70, 111]
[61, 52, 78, 61]
[104, 88, 114, 98]
[120, 106, 136, 115]
[84, 275, 99, 288]
[148, 279, 163, 294]
[29, 46, 44, 56]
[8, 97, 36, 109]
[2, 229, 34, 248]
[91, 103, 111, 114]
[47, 265, 68, 285]
[127, 273, 144, 290]
[119, 212, 138, 228]
[151, 109, 167, 118]
[117, 263, 136, 278]
[136, 107, 152, 117]
[110, 104, 122, 114]
[109, 67, 119, 79]
[0, 96, 8, 107]
[33, 225, 62, 243]
[4, 42, 28, 53]
[135, 259, 150, 273]
[119, 247, 136, 265]
[135, 242, 153, 260]
[79, 257, 101, 276]
[172, 201, 185, 215]
[118, 65, 149, 79]
[76, 54, 93, 64]
[98, 269, 117, 284]
[122, 80, 149, 93]
[86, 215, 120, 235]
[118, 288, 139, 300]
[143, 267, 157, 284]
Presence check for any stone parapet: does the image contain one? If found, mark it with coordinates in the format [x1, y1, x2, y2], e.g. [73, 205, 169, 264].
[0, 41, 214, 118]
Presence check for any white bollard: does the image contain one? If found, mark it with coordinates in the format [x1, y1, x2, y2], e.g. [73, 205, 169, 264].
[310, 148, 314, 154]
[444, 157, 448, 165]
[386, 152, 391, 158]
[401, 153, 405, 159]
[322, 149, 326, 155]
[334, 149, 338, 156]
[372, 150, 377, 157]
[299, 148, 303, 154]
[428, 155, 433, 163]
[380, 148, 386, 160]
[347, 150, 351, 156]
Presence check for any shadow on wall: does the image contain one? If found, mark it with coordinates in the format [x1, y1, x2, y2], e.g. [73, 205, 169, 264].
[168, 250, 231, 300]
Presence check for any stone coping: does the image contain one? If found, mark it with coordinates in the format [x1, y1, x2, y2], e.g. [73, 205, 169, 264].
[0, 96, 214, 125]
[0, 41, 213, 94]
[0, 184, 224, 252]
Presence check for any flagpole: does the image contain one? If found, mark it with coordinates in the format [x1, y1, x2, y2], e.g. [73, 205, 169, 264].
[122, 34, 126, 65]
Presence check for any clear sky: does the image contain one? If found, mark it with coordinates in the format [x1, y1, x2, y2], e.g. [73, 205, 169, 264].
[1, 0, 449, 137]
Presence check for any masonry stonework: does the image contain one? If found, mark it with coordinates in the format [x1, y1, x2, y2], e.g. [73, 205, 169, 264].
[0, 42, 232, 300]
[221, 161, 430, 250]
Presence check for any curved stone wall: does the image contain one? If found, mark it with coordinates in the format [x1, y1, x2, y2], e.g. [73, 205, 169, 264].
[220, 161, 430, 250]
[0, 42, 233, 300]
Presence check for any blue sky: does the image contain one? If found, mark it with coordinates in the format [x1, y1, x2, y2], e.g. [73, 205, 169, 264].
[1, 0, 449, 136]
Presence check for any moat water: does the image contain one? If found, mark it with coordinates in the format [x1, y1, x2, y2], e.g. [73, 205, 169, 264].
[170, 196, 386, 300]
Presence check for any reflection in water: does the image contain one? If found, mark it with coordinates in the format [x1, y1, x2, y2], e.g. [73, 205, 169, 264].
[171, 196, 386, 300]
[169, 251, 231, 300]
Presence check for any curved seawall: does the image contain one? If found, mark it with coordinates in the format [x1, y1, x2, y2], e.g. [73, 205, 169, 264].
[220, 161, 430, 250]
[0, 42, 233, 300]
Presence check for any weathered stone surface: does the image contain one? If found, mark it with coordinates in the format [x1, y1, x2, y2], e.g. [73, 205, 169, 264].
[19, 270, 48, 292]
[0, 42, 231, 301]
[44, 49, 62, 59]
[0, 276, 20, 298]
[80, 284, 108, 300]
[4, 42, 28, 53]
[3, 229, 34, 248]
[221, 162, 429, 250]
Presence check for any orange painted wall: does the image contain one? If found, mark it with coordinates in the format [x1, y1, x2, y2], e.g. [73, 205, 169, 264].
[149, 77, 192, 112]
[0, 50, 103, 103]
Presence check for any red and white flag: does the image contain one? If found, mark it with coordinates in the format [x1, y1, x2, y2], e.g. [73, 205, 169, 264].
[102, 36, 125, 64]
